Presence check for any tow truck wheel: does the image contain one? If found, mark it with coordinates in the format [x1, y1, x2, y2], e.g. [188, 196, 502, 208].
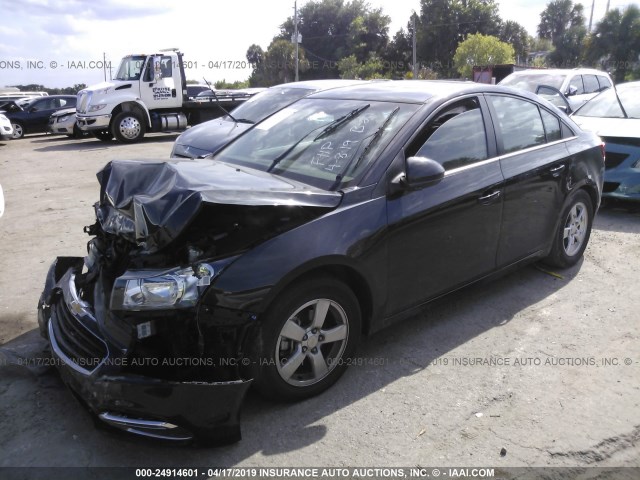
[250, 276, 361, 401]
[112, 111, 146, 143]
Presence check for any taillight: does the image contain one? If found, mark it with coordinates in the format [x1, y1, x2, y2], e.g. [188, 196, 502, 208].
[600, 142, 606, 163]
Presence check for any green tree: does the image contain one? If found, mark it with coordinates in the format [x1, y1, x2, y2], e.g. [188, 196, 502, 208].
[538, 0, 586, 68]
[214, 79, 250, 89]
[415, 0, 502, 77]
[278, 0, 391, 79]
[337, 53, 390, 79]
[499, 21, 530, 62]
[251, 39, 309, 86]
[382, 27, 413, 78]
[585, 5, 640, 82]
[453, 33, 515, 78]
[246, 44, 266, 87]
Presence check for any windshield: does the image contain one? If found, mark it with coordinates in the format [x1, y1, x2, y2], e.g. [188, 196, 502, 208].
[215, 98, 418, 190]
[115, 56, 146, 81]
[574, 84, 640, 119]
[501, 73, 566, 92]
[224, 86, 315, 123]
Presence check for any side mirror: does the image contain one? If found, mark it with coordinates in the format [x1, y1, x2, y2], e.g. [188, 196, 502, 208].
[153, 56, 164, 82]
[407, 156, 445, 186]
[566, 85, 578, 97]
[388, 155, 445, 196]
[389, 156, 445, 195]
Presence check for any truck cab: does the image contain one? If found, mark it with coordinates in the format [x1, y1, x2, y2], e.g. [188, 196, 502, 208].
[76, 49, 245, 143]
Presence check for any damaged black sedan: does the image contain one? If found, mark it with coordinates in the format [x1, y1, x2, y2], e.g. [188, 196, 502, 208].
[38, 81, 604, 444]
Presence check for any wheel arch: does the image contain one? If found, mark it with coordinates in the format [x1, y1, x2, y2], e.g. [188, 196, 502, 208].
[261, 260, 375, 336]
[110, 101, 151, 129]
[580, 182, 601, 212]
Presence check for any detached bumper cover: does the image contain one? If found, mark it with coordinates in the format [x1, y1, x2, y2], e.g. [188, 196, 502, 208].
[38, 257, 251, 444]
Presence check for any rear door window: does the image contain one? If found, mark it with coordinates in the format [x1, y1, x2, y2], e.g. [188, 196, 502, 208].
[597, 76, 612, 91]
[582, 75, 600, 94]
[488, 96, 545, 153]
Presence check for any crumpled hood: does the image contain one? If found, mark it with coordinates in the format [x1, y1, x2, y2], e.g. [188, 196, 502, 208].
[96, 159, 342, 253]
[50, 107, 76, 118]
[173, 118, 252, 158]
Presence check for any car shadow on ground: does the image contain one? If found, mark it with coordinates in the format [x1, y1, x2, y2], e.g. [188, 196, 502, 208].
[0, 260, 581, 466]
[594, 202, 640, 233]
[23, 133, 179, 153]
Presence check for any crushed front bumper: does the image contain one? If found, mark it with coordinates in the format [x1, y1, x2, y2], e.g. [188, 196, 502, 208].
[37, 257, 251, 445]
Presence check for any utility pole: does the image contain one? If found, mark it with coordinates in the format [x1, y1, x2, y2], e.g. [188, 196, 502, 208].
[103, 52, 107, 82]
[412, 13, 418, 79]
[588, 0, 595, 32]
[293, 1, 300, 82]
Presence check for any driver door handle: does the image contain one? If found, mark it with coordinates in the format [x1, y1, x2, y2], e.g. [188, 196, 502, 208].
[478, 190, 502, 204]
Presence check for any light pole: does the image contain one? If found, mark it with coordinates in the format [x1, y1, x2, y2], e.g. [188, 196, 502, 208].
[412, 12, 418, 79]
[293, 1, 301, 82]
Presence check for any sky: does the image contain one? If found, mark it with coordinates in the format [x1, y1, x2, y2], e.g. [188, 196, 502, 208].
[0, 0, 638, 89]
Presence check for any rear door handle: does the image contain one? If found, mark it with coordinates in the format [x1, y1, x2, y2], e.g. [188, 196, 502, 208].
[478, 190, 502, 204]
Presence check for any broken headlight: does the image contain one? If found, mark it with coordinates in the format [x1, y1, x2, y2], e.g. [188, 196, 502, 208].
[110, 258, 237, 311]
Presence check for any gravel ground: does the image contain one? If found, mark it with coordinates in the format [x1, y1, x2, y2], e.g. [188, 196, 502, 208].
[0, 134, 639, 476]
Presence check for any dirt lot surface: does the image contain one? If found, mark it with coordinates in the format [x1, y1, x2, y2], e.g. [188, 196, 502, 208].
[0, 134, 639, 475]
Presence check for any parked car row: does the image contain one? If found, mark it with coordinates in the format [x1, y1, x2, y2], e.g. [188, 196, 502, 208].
[0, 95, 76, 139]
[571, 81, 640, 202]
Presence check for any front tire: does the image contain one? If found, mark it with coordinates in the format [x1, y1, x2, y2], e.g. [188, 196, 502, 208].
[11, 122, 24, 139]
[112, 111, 145, 143]
[544, 190, 594, 268]
[250, 276, 361, 401]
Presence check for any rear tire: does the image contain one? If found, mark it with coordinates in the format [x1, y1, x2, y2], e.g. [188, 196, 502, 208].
[544, 190, 593, 268]
[249, 276, 361, 401]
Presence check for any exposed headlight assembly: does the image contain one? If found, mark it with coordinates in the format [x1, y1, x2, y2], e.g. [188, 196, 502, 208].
[110, 258, 237, 311]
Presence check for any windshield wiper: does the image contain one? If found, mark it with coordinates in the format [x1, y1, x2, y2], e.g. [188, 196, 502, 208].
[330, 107, 400, 189]
[227, 117, 254, 124]
[202, 77, 240, 123]
[266, 104, 372, 173]
[314, 104, 370, 141]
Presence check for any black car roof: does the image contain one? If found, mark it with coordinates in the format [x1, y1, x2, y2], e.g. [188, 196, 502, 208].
[308, 80, 526, 104]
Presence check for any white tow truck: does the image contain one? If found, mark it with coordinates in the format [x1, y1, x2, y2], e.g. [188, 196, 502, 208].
[76, 49, 251, 143]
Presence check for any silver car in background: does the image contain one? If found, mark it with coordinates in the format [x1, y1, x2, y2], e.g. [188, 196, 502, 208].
[48, 108, 86, 138]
